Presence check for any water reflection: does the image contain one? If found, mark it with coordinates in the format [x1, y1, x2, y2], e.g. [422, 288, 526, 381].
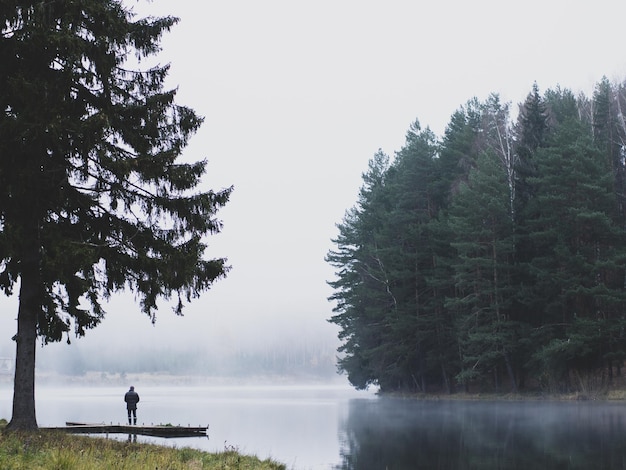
[336, 398, 626, 470]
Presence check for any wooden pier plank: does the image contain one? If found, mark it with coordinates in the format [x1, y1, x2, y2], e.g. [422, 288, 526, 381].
[42, 422, 208, 438]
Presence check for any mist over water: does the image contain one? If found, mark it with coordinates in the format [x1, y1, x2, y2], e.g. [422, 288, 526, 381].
[0, 383, 374, 469]
[3, 381, 626, 469]
[336, 398, 626, 470]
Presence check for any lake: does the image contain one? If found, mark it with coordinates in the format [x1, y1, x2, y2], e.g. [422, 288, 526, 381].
[2, 383, 626, 469]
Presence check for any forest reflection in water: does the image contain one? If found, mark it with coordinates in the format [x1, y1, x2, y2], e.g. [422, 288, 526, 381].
[336, 397, 626, 470]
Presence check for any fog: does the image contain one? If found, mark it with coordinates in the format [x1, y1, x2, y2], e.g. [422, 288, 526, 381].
[336, 398, 626, 469]
[0, 293, 340, 381]
[2, 0, 626, 384]
[3, 385, 624, 469]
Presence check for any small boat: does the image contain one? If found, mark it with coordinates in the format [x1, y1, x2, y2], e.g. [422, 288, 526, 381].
[44, 422, 209, 438]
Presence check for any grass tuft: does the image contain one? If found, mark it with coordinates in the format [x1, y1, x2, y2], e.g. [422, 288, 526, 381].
[0, 429, 286, 469]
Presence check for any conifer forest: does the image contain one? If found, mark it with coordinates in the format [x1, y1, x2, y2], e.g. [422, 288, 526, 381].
[327, 78, 626, 395]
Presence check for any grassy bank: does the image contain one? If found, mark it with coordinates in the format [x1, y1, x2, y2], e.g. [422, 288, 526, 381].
[0, 422, 285, 469]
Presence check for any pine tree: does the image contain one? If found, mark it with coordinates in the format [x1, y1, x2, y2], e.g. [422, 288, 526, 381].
[510, 85, 551, 381]
[327, 150, 392, 390]
[480, 94, 516, 218]
[514, 83, 548, 211]
[433, 99, 483, 206]
[444, 150, 518, 391]
[328, 122, 447, 392]
[592, 77, 626, 221]
[543, 86, 581, 128]
[379, 121, 443, 391]
[0, 2, 232, 429]
[524, 116, 626, 387]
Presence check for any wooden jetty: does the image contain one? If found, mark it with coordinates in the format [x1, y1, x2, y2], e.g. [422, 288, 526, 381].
[44, 422, 208, 438]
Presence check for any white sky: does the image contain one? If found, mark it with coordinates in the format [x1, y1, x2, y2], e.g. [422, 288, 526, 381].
[3, 0, 626, 367]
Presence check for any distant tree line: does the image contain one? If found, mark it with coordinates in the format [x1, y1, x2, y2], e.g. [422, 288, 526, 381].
[327, 78, 626, 394]
[36, 338, 338, 379]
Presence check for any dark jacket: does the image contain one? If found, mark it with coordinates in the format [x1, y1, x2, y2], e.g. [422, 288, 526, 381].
[124, 389, 140, 410]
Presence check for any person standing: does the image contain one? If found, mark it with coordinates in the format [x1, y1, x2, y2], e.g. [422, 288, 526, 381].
[124, 385, 140, 425]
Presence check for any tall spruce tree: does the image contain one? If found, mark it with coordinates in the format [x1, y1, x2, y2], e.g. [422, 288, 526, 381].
[327, 150, 392, 390]
[524, 115, 626, 388]
[444, 150, 518, 391]
[427, 101, 490, 390]
[0, 2, 232, 429]
[543, 87, 580, 128]
[510, 84, 550, 379]
[376, 121, 441, 391]
[592, 77, 626, 222]
[514, 83, 548, 212]
[480, 94, 516, 218]
[614, 82, 626, 219]
[328, 122, 445, 392]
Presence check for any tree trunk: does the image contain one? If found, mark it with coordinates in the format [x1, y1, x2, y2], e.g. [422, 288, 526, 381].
[441, 361, 451, 394]
[7, 267, 39, 430]
[504, 351, 518, 393]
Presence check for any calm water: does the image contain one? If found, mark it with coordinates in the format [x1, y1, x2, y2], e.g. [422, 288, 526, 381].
[2, 384, 626, 469]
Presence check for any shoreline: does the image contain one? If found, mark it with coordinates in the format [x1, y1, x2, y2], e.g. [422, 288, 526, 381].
[379, 388, 626, 402]
[5, 371, 626, 402]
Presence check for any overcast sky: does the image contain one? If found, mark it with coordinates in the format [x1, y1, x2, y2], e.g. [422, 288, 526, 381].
[3, 0, 626, 374]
